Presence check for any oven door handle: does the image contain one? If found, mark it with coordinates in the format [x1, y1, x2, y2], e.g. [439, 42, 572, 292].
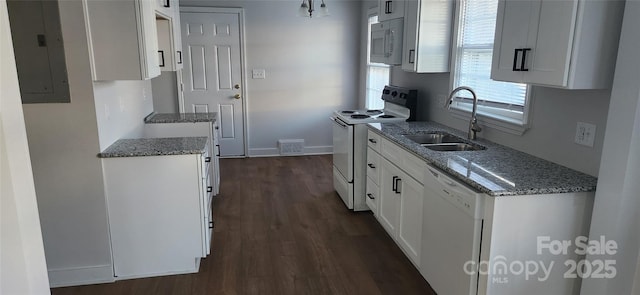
[330, 116, 349, 129]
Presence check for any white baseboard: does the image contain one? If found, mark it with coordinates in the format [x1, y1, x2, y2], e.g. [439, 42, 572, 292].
[248, 147, 279, 157]
[304, 145, 332, 155]
[48, 264, 114, 288]
[248, 146, 332, 157]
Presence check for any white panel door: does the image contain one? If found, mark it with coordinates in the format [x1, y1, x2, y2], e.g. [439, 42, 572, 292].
[181, 11, 245, 156]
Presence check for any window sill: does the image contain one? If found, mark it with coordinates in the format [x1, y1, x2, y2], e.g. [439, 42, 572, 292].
[449, 105, 529, 136]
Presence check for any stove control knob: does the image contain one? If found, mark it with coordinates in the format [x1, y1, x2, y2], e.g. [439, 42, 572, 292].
[391, 91, 398, 97]
[383, 89, 391, 94]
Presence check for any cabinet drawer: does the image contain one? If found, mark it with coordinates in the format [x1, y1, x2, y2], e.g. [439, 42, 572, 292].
[380, 137, 426, 184]
[366, 147, 381, 185]
[365, 177, 379, 215]
[367, 130, 382, 152]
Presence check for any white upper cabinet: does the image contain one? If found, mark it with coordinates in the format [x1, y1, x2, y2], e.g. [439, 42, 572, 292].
[86, 0, 160, 81]
[378, 0, 405, 21]
[401, 0, 454, 73]
[155, 0, 183, 71]
[491, 0, 624, 89]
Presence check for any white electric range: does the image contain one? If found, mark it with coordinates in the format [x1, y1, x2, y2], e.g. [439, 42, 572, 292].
[331, 85, 417, 211]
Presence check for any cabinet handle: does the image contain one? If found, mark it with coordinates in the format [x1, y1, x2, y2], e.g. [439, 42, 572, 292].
[207, 186, 213, 193]
[164, 0, 170, 8]
[177, 51, 182, 64]
[408, 49, 415, 64]
[158, 50, 165, 67]
[392, 176, 398, 192]
[205, 156, 211, 162]
[521, 48, 531, 72]
[367, 193, 375, 200]
[512, 48, 522, 71]
[367, 163, 376, 169]
[209, 221, 214, 229]
[394, 177, 402, 194]
[368, 138, 377, 144]
[385, 0, 392, 14]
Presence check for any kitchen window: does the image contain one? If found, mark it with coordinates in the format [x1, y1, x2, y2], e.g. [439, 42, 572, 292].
[450, 0, 530, 134]
[365, 12, 390, 110]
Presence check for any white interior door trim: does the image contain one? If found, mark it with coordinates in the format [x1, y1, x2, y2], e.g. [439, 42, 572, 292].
[180, 6, 249, 157]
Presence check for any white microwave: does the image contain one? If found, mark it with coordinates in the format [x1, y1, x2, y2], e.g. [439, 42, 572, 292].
[370, 18, 404, 65]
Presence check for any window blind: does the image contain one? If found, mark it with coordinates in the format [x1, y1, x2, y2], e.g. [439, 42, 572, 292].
[453, 0, 527, 112]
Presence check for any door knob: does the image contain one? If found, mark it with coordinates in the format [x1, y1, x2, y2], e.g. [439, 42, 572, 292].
[233, 94, 241, 99]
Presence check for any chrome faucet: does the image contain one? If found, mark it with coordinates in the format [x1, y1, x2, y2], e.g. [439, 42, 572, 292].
[444, 86, 482, 140]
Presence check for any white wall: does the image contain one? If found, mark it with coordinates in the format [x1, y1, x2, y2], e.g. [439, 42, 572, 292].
[582, 1, 640, 294]
[93, 80, 154, 150]
[179, 0, 361, 156]
[20, 0, 113, 287]
[1, 2, 50, 293]
[390, 69, 610, 177]
[151, 72, 180, 113]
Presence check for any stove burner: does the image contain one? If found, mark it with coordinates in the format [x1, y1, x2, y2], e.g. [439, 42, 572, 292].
[379, 114, 396, 118]
[341, 110, 355, 114]
[366, 110, 383, 115]
[351, 114, 370, 119]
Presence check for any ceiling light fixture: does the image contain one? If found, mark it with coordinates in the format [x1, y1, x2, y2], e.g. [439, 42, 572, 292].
[298, 0, 329, 18]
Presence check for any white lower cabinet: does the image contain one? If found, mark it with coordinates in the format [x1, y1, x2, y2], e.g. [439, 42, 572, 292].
[102, 153, 210, 279]
[371, 141, 424, 268]
[144, 121, 220, 196]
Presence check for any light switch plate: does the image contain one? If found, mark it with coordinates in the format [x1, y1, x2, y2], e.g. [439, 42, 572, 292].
[252, 69, 266, 79]
[575, 122, 596, 147]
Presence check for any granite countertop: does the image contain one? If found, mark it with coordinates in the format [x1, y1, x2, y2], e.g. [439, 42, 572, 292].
[368, 121, 598, 196]
[99, 137, 208, 158]
[144, 112, 217, 124]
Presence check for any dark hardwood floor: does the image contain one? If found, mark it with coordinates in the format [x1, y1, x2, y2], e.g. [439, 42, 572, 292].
[52, 155, 435, 295]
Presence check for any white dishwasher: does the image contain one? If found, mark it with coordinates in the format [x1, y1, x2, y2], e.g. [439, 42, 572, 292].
[421, 164, 485, 295]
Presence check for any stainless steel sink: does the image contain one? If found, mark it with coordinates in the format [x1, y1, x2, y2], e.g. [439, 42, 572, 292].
[403, 133, 465, 144]
[423, 143, 486, 152]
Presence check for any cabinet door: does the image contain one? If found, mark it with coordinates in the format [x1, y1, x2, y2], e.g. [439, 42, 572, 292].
[378, 0, 405, 21]
[397, 171, 423, 267]
[524, 0, 578, 87]
[402, 0, 453, 73]
[490, 0, 537, 83]
[377, 158, 400, 237]
[401, 0, 418, 71]
[87, 0, 160, 80]
[156, 17, 175, 71]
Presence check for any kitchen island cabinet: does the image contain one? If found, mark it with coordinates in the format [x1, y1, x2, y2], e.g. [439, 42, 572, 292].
[99, 137, 212, 280]
[144, 112, 220, 196]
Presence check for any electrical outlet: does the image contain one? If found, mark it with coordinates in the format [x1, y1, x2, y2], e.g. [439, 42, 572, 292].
[252, 69, 266, 79]
[142, 87, 147, 100]
[575, 122, 596, 147]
